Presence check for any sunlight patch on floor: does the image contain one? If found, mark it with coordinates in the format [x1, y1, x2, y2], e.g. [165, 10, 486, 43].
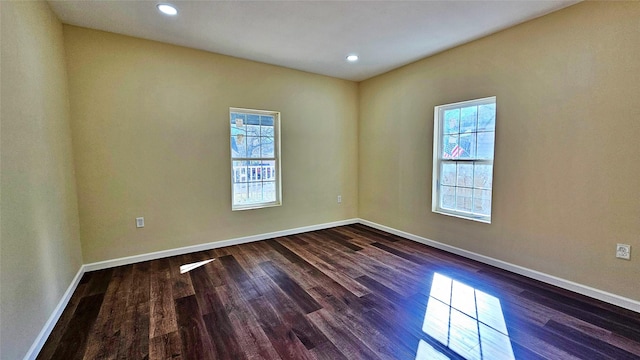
[179, 259, 215, 274]
[418, 273, 515, 360]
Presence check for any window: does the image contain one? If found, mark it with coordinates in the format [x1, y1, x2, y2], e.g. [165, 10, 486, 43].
[432, 97, 496, 223]
[230, 108, 281, 210]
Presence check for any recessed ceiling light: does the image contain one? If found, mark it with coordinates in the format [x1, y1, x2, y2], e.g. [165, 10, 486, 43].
[157, 4, 178, 16]
[346, 55, 359, 62]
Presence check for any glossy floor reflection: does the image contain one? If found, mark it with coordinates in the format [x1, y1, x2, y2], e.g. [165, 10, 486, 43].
[179, 258, 215, 274]
[418, 273, 515, 360]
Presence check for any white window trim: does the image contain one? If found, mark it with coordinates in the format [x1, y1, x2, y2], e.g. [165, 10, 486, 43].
[431, 96, 496, 223]
[230, 107, 282, 211]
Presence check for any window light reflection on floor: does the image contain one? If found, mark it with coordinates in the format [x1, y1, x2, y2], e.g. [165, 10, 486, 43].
[417, 273, 515, 360]
[179, 259, 215, 274]
[415, 339, 450, 360]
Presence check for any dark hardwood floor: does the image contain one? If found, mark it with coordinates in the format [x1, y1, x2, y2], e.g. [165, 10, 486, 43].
[37, 224, 640, 360]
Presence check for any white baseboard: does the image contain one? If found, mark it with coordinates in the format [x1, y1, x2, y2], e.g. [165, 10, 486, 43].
[359, 218, 640, 313]
[84, 218, 359, 271]
[23, 265, 86, 360]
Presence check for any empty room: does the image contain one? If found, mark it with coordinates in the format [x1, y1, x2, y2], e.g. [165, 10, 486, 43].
[2, 0, 640, 359]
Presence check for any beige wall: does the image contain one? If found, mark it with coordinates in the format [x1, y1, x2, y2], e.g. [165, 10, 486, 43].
[359, 1, 640, 301]
[0, 2, 83, 359]
[63, 26, 359, 263]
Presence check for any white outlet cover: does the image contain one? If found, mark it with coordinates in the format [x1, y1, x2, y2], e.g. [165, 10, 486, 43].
[136, 217, 144, 228]
[616, 243, 630, 260]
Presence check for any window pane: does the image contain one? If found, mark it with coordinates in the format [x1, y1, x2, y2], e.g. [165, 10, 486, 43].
[478, 103, 496, 131]
[458, 133, 476, 159]
[243, 114, 257, 134]
[261, 137, 275, 158]
[244, 116, 258, 137]
[247, 137, 261, 158]
[233, 183, 248, 205]
[247, 161, 262, 182]
[246, 125, 260, 137]
[457, 163, 473, 187]
[260, 115, 275, 136]
[477, 131, 495, 160]
[441, 163, 456, 186]
[460, 106, 477, 133]
[232, 161, 248, 183]
[248, 183, 263, 203]
[443, 109, 460, 134]
[442, 135, 460, 158]
[231, 135, 246, 158]
[474, 164, 493, 189]
[440, 185, 456, 209]
[260, 115, 274, 127]
[473, 189, 492, 216]
[231, 122, 245, 136]
[246, 114, 260, 124]
[231, 113, 246, 128]
[456, 188, 472, 212]
[261, 161, 276, 181]
[261, 125, 274, 137]
[263, 181, 276, 202]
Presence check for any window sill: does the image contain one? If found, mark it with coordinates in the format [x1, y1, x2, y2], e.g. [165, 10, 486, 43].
[432, 209, 491, 224]
[232, 201, 282, 211]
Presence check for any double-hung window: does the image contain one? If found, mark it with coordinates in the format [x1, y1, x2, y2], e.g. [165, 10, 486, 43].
[432, 97, 496, 223]
[230, 108, 281, 210]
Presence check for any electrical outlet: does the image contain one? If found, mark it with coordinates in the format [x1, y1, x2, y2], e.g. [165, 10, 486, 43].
[616, 243, 630, 260]
[136, 217, 145, 228]
[337, 195, 342, 204]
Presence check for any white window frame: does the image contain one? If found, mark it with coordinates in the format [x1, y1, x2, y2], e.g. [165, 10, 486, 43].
[230, 107, 282, 211]
[432, 96, 496, 223]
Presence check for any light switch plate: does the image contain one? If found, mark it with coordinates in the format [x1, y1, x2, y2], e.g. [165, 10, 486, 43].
[136, 217, 144, 228]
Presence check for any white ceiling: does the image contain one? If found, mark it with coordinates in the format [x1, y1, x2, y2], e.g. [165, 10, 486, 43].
[48, 0, 580, 82]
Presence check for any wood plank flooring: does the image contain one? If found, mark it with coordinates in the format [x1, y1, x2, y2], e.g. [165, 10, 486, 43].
[37, 224, 640, 360]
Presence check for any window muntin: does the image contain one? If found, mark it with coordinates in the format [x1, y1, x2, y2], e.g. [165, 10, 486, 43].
[230, 108, 281, 210]
[432, 97, 495, 223]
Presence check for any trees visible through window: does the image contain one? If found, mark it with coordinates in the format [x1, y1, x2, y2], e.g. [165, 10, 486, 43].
[230, 108, 281, 210]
